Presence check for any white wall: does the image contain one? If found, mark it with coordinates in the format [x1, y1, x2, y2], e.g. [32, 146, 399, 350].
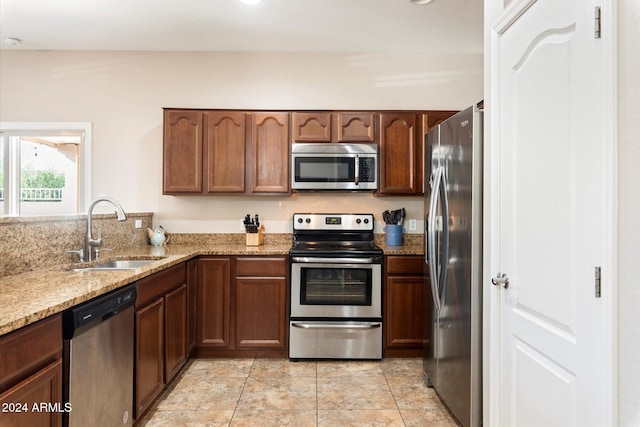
[0, 50, 483, 232]
[617, 0, 640, 425]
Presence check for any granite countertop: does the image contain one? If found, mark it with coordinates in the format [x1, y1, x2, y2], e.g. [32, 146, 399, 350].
[0, 242, 291, 336]
[0, 239, 424, 337]
[377, 242, 424, 256]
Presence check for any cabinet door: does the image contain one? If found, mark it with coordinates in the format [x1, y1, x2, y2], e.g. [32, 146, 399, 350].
[235, 277, 287, 349]
[421, 111, 457, 187]
[186, 259, 198, 355]
[378, 113, 419, 195]
[384, 275, 424, 349]
[248, 112, 290, 194]
[197, 258, 231, 348]
[163, 109, 203, 193]
[0, 359, 63, 427]
[135, 298, 164, 418]
[291, 112, 332, 142]
[204, 111, 247, 193]
[164, 284, 187, 383]
[335, 112, 375, 142]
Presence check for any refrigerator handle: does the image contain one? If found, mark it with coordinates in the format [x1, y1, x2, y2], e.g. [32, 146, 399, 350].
[427, 167, 444, 311]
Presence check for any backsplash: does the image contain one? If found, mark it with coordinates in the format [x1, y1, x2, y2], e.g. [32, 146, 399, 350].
[0, 213, 424, 277]
[0, 212, 153, 277]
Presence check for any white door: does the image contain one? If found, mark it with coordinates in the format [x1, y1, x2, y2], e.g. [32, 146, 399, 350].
[489, 0, 614, 426]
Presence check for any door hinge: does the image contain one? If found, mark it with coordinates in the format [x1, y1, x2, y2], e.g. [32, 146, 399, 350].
[594, 6, 601, 39]
[595, 266, 602, 298]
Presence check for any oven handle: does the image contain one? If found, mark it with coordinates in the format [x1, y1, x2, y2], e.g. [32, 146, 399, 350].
[291, 257, 380, 264]
[291, 322, 381, 330]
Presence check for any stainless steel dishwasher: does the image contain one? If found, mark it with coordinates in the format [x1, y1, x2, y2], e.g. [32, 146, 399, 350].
[62, 284, 136, 427]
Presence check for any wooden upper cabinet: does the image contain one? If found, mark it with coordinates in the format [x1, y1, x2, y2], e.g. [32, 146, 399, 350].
[163, 109, 203, 193]
[204, 111, 247, 193]
[291, 112, 332, 142]
[163, 108, 454, 197]
[248, 112, 290, 194]
[378, 113, 421, 195]
[422, 110, 457, 131]
[421, 111, 457, 188]
[291, 112, 375, 143]
[336, 112, 375, 142]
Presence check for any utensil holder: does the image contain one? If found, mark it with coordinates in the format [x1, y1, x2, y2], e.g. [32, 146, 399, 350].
[384, 224, 404, 246]
[245, 228, 264, 246]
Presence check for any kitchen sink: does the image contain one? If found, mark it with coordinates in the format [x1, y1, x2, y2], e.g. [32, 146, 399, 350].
[72, 259, 159, 272]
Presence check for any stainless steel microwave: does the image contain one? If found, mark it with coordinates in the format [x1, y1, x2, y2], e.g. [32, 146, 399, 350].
[291, 143, 378, 191]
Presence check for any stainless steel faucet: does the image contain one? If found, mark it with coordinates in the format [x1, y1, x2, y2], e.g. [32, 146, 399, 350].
[82, 197, 127, 262]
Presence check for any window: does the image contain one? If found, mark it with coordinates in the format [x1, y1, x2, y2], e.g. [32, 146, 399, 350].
[0, 123, 91, 216]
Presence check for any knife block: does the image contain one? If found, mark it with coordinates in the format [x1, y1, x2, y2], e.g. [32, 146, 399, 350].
[245, 228, 264, 246]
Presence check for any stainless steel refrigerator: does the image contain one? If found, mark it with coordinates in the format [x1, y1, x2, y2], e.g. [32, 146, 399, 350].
[424, 104, 482, 427]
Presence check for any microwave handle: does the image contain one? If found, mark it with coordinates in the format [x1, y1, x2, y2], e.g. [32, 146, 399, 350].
[354, 154, 360, 185]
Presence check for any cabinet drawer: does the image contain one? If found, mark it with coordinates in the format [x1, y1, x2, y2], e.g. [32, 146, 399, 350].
[386, 256, 424, 275]
[137, 263, 186, 307]
[0, 314, 62, 390]
[235, 257, 287, 277]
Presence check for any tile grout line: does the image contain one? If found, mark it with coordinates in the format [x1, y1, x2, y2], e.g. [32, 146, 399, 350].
[381, 361, 408, 427]
[315, 360, 319, 427]
[227, 356, 256, 427]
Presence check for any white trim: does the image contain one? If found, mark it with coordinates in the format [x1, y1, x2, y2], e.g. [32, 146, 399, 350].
[0, 122, 92, 213]
[600, 0, 618, 425]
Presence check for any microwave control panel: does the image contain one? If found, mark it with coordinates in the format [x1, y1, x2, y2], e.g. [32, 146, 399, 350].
[359, 157, 376, 183]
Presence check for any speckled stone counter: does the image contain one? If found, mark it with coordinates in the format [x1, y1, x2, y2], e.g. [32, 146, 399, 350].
[375, 234, 425, 256]
[0, 241, 292, 336]
[1, 232, 424, 336]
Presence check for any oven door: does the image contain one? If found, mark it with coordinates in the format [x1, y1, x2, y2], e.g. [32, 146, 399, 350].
[290, 258, 382, 318]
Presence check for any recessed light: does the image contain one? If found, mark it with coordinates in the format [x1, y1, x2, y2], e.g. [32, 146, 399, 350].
[411, 0, 434, 4]
[4, 37, 22, 47]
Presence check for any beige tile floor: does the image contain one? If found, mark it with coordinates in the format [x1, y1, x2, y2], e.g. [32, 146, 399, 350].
[137, 358, 459, 427]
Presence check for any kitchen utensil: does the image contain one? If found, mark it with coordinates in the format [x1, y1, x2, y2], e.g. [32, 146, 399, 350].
[383, 210, 393, 225]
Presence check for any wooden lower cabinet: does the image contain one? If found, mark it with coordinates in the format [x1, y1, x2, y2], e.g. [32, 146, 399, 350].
[0, 359, 63, 427]
[0, 314, 63, 427]
[186, 259, 198, 355]
[134, 298, 164, 418]
[197, 256, 288, 357]
[384, 256, 426, 357]
[134, 263, 188, 420]
[163, 284, 187, 383]
[197, 257, 232, 348]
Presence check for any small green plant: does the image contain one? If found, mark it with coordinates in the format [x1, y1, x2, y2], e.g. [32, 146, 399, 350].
[21, 169, 65, 188]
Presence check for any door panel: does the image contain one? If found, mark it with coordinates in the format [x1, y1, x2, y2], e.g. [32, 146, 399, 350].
[493, 0, 610, 425]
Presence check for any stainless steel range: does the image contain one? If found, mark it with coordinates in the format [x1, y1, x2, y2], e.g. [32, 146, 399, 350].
[289, 213, 384, 360]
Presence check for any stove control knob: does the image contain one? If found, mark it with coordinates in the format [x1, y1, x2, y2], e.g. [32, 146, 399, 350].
[297, 218, 303, 224]
[364, 218, 370, 224]
[356, 218, 362, 224]
[305, 218, 311, 224]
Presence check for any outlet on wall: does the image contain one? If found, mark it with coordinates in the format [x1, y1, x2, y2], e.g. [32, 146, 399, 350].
[135, 219, 142, 229]
[409, 219, 417, 231]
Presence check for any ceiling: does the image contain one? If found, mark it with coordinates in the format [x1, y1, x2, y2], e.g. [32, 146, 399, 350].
[0, 0, 483, 53]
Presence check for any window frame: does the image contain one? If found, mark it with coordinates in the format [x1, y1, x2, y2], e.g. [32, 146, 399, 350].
[0, 122, 92, 217]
